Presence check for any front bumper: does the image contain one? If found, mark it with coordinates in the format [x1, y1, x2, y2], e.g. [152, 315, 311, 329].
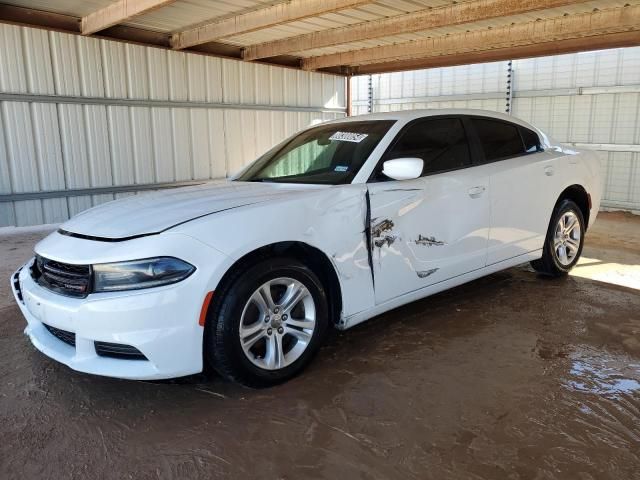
[11, 260, 208, 380]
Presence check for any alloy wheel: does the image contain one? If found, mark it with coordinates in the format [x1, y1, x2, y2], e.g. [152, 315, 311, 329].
[553, 211, 581, 266]
[239, 277, 316, 370]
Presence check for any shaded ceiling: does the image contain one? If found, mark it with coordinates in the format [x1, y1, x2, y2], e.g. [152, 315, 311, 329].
[0, 0, 639, 75]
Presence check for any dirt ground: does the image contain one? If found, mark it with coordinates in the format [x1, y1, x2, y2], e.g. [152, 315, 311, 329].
[0, 212, 639, 479]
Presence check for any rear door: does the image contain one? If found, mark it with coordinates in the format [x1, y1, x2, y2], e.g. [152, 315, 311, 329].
[467, 117, 558, 264]
[367, 116, 490, 304]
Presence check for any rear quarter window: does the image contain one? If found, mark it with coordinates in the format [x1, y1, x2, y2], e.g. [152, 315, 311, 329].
[471, 118, 526, 162]
[520, 126, 544, 153]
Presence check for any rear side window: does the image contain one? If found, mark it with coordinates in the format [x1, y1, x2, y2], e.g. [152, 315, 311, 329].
[384, 117, 471, 177]
[471, 118, 525, 162]
[520, 127, 543, 153]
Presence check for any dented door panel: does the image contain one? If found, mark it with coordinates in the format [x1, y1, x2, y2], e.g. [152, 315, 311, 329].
[367, 167, 491, 305]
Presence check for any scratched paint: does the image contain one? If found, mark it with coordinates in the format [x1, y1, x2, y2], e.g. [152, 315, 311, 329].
[372, 218, 397, 247]
[372, 219, 394, 236]
[374, 235, 397, 248]
[415, 234, 445, 247]
[416, 268, 439, 278]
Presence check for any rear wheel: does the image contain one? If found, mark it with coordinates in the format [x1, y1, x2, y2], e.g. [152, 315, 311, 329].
[204, 258, 329, 388]
[531, 199, 585, 277]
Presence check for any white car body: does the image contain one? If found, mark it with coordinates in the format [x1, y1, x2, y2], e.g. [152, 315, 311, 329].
[11, 109, 602, 380]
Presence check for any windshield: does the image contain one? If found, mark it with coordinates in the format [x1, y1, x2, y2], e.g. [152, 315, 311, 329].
[237, 120, 395, 185]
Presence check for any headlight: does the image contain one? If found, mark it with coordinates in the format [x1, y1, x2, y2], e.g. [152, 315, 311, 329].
[93, 257, 195, 293]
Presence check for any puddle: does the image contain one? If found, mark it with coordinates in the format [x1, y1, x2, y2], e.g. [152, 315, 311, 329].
[566, 350, 640, 397]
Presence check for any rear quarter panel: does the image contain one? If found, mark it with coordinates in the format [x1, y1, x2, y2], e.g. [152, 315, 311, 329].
[552, 146, 602, 229]
[579, 148, 603, 228]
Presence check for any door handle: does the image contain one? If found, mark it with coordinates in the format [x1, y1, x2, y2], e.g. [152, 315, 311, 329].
[467, 186, 486, 198]
[544, 165, 554, 176]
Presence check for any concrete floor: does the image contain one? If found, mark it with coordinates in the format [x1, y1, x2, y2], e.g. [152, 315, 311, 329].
[0, 212, 639, 479]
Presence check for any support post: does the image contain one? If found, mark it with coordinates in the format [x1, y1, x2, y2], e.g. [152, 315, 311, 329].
[506, 60, 514, 114]
[346, 76, 353, 117]
[367, 75, 373, 113]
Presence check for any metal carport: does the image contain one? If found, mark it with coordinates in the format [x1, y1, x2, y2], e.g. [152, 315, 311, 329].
[1, 0, 639, 225]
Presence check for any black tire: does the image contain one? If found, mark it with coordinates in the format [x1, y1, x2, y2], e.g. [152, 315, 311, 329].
[204, 257, 329, 388]
[531, 199, 585, 277]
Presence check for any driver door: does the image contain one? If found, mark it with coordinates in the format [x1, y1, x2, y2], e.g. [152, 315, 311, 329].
[367, 116, 490, 304]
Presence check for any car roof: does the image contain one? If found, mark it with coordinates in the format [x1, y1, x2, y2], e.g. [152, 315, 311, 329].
[330, 108, 540, 133]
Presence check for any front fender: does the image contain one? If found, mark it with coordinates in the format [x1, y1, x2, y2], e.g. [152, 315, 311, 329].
[171, 184, 376, 320]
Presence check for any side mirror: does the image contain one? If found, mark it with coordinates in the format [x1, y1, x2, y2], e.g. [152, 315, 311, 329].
[382, 158, 423, 181]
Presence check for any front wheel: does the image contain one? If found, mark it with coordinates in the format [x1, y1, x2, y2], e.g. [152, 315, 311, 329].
[204, 258, 329, 388]
[531, 199, 585, 277]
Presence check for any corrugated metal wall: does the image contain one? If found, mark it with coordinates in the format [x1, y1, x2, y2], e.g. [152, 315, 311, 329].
[0, 23, 346, 227]
[353, 47, 640, 212]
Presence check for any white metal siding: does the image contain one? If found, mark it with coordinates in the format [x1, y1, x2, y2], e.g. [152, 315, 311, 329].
[353, 47, 640, 212]
[0, 24, 346, 227]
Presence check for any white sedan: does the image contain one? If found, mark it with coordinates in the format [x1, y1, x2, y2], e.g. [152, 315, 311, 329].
[11, 109, 601, 387]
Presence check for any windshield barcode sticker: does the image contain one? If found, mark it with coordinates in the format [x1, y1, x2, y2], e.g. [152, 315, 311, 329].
[329, 132, 369, 143]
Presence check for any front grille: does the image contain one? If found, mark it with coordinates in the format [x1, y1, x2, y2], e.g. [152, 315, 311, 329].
[94, 341, 147, 361]
[32, 255, 92, 298]
[43, 323, 76, 347]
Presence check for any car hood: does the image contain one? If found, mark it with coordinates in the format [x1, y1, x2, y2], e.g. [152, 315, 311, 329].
[60, 181, 325, 240]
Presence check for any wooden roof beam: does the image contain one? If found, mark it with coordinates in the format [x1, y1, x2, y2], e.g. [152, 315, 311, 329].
[352, 30, 640, 75]
[301, 5, 640, 71]
[243, 0, 586, 61]
[170, 0, 373, 50]
[82, 0, 177, 35]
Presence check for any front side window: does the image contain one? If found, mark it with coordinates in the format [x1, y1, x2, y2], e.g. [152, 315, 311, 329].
[381, 117, 471, 178]
[237, 120, 395, 185]
[471, 118, 527, 162]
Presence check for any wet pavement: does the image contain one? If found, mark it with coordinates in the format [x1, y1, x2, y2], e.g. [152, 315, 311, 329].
[1, 212, 639, 479]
